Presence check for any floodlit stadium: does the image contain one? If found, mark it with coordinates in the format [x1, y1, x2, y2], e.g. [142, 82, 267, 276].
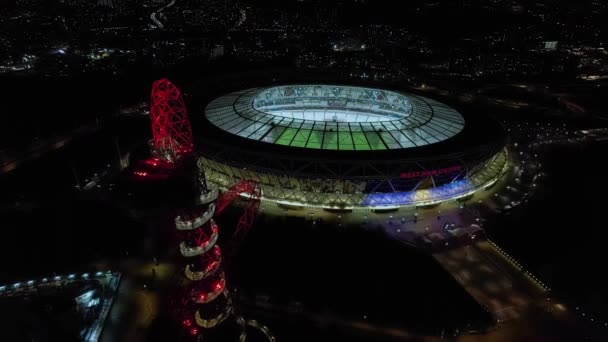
[198, 85, 509, 208]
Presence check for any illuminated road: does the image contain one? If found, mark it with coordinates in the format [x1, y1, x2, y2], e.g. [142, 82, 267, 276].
[434, 241, 544, 323]
[150, 0, 177, 29]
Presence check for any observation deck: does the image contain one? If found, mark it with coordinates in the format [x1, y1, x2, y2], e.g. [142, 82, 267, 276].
[176, 204, 216, 231]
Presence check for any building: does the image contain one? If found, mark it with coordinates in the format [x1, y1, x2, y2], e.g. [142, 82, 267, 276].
[198, 85, 508, 208]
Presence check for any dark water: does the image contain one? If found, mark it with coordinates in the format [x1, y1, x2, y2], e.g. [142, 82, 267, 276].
[226, 212, 493, 337]
[488, 141, 608, 319]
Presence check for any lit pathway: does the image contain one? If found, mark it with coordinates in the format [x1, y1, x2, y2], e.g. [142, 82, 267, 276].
[95, 258, 176, 342]
[433, 241, 543, 323]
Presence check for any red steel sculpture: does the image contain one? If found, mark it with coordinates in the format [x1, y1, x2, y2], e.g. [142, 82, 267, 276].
[215, 180, 262, 238]
[172, 177, 263, 339]
[150, 78, 194, 160]
[147, 80, 268, 339]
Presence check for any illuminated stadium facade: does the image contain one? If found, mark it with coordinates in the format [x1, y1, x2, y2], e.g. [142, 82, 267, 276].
[198, 85, 508, 208]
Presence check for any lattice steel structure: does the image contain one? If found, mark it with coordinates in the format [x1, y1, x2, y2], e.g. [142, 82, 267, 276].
[215, 180, 262, 238]
[201, 148, 508, 208]
[150, 78, 194, 161]
[144, 79, 272, 340]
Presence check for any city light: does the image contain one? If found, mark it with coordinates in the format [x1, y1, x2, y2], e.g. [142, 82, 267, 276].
[3, 3, 607, 341]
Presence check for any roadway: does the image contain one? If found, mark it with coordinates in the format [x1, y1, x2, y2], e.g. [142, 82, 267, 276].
[150, 0, 177, 29]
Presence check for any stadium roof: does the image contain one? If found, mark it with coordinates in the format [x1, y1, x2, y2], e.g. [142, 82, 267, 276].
[205, 85, 465, 151]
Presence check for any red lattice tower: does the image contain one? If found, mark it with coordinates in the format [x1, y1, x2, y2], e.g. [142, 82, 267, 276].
[150, 78, 194, 161]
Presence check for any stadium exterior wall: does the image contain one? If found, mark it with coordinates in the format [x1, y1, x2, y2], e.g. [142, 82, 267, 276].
[199, 148, 509, 208]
